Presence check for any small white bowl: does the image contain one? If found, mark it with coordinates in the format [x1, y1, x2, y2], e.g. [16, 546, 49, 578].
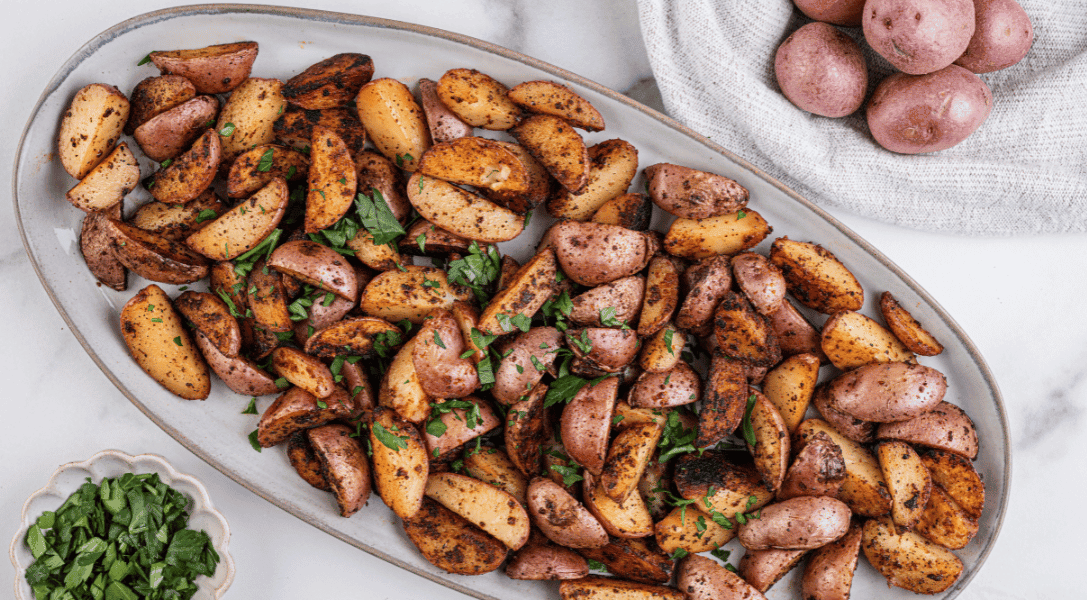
[10, 450, 235, 600]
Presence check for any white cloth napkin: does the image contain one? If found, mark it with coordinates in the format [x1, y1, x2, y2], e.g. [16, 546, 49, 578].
[636, 0, 1087, 235]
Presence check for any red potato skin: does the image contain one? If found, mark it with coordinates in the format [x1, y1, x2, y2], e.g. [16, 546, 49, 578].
[867, 65, 993, 154]
[877, 401, 979, 459]
[775, 22, 868, 118]
[801, 523, 863, 600]
[955, 0, 1034, 73]
[826, 362, 947, 423]
[793, 0, 866, 27]
[778, 431, 846, 500]
[678, 555, 767, 600]
[560, 377, 618, 475]
[738, 496, 852, 550]
[863, 0, 975, 75]
[645, 163, 749, 220]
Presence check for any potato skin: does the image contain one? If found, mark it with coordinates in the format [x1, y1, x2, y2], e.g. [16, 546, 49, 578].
[876, 401, 979, 459]
[826, 362, 947, 422]
[867, 65, 992, 154]
[134, 95, 219, 162]
[506, 532, 589, 580]
[955, 0, 1034, 73]
[645, 163, 748, 220]
[678, 555, 767, 600]
[801, 523, 863, 600]
[527, 477, 609, 549]
[778, 431, 846, 500]
[863, 0, 975, 75]
[737, 496, 851, 550]
[150, 42, 258, 94]
[793, 0, 865, 27]
[307, 423, 371, 517]
[775, 22, 867, 118]
[126, 75, 197, 135]
[551, 221, 651, 286]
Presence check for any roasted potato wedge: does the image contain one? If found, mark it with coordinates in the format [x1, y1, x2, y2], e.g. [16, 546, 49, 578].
[732, 252, 786, 316]
[920, 449, 985, 520]
[193, 330, 280, 396]
[796, 419, 892, 517]
[418, 77, 473, 144]
[821, 310, 915, 370]
[186, 177, 288, 261]
[674, 451, 774, 520]
[304, 315, 401, 358]
[463, 447, 528, 505]
[104, 218, 209, 284]
[216, 77, 287, 164]
[126, 74, 197, 135]
[66, 143, 139, 213]
[638, 324, 685, 374]
[577, 537, 673, 584]
[914, 484, 979, 549]
[80, 209, 127, 291]
[412, 311, 480, 399]
[812, 384, 876, 444]
[417, 136, 529, 194]
[149, 41, 258, 94]
[713, 291, 781, 368]
[283, 52, 374, 110]
[173, 290, 241, 357]
[880, 291, 945, 356]
[149, 128, 220, 204]
[738, 548, 807, 594]
[274, 106, 368, 159]
[593, 192, 653, 232]
[510, 114, 589, 193]
[355, 77, 431, 171]
[677, 555, 767, 600]
[548, 139, 638, 220]
[506, 531, 588, 580]
[370, 406, 429, 519]
[271, 347, 336, 399]
[778, 431, 846, 500]
[676, 255, 732, 332]
[876, 401, 979, 459]
[505, 384, 552, 477]
[637, 256, 680, 337]
[58, 83, 130, 179]
[562, 577, 685, 600]
[492, 326, 563, 405]
[478, 249, 556, 335]
[646, 163, 749, 220]
[560, 377, 618, 475]
[129, 190, 225, 241]
[408, 173, 524, 243]
[527, 477, 609, 549]
[877, 441, 932, 530]
[287, 432, 330, 491]
[436, 68, 521, 130]
[769, 237, 863, 314]
[246, 258, 292, 332]
[566, 327, 639, 373]
[737, 496, 851, 550]
[762, 353, 820, 434]
[746, 390, 791, 491]
[654, 504, 737, 554]
[305, 126, 358, 233]
[134, 95, 220, 162]
[308, 423, 371, 517]
[508, 80, 604, 131]
[826, 362, 946, 423]
[769, 299, 826, 360]
[697, 354, 748, 447]
[359, 265, 470, 324]
[629, 362, 700, 409]
[551, 221, 651, 287]
[120, 284, 210, 400]
[663, 209, 771, 259]
[377, 335, 430, 424]
[226, 144, 308, 198]
[583, 472, 655, 538]
[862, 517, 964, 594]
[569, 276, 644, 328]
[482, 141, 552, 214]
[402, 497, 507, 575]
[425, 472, 530, 550]
[802, 523, 863, 600]
[256, 386, 354, 447]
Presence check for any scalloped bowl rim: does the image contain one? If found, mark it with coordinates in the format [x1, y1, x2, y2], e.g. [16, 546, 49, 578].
[9, 450, 235, 600]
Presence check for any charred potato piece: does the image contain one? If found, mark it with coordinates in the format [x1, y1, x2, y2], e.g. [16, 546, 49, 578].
[508, 80, 604, 131]
[674, 451, 774, 520]
[134, 95, 219, 162]
[274, 106, 367, 159]
[697, 354, 748, 447]
[920, 449, 985, 520]
[418, 77, 473, 144]
[149, 128, 220, 204]
[58, 83, 130, 179]
[677, 555, 767, 600]
[305, 126, 358, 233]
[482, 141, 552, 214]
[577, 537, 673, 584]
[79, 209, 126, 292]
[359, 265, 470, 325]
[527, 477, 609, 549]
[246, 258, 292, 332]
[675, 255, 732, 332]
[216, 77, 287, 164]
[654, 505, 737, 554]
[355, 77, 431, 171]
[186, 177, 288, 261]
[663, 209, 771, 259]
[561, 577, 685, 600]
[271, 347, 336, 399]
[370, 407, 429, 519]
[821, 311, 915, 370]
[713, 291, 781, 368]
[862, 517, 964, 594]
[880, 291, 945, 356]
[914, 484, 979, 549]
[436, 68, 521, 130]
[126, 75, 197, 135]
[510, 114, 589, 193]
[120, 285, 210, 400]
[104, 218, 209, 284]
[256, 386, 354, 447]
[769, 237, 863, 314]
[149, 41, 258, 94]
[462, 447, 528, 505]
[305, 316, 401, 358]
[505, 385, 553, 478]
[646, 163, 749, 220]
[308, 423, 371, 517]
[801, 523, 863, 600]
[548, 139, 638, 221]
[377, 336, 430, 424]
[66, 143, 139, 213]
[283, 53, 374, 110]
[402, 497, 507, 575]
[593, 192, 653, 232]
[129, 190, 225, 241]
[876, 401, 979, 460]
[287, 432, 330, 491]
[408, 173, 524, 243]
[425, 472, 530, 550]
[174, 290, 241, 357]
[478, 249, 556, 335]
[226, 144, 308, 198]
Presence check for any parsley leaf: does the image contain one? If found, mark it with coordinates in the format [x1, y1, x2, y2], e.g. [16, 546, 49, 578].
[355, 187, 406, 246]
[741, 394, 758, 448]
[372, 423, 410, 451]
[256, 148, 275, 172]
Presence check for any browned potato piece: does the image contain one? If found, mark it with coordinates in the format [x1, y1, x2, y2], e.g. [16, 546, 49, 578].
[914, 484, 979, 549]
[193, 330, 280, 397]
[762, 353, 820, 433]
[876, 401, 979, 459]
[737, 496, 851, 550]
[510, 114, 590, 193]
[359, 265, 470, 324]
[463, 447, 528, 504]
[677, 555, 767, 600]
[305, 316, 401, 358]
[370, 406, 429, 519]
[149, 128, 220, 204]
[246, 258, 292, 333]
[495, 253, 522, 294]
[417, 137, 529, 194]
[134, 95, 220, 162]
[598, 421, 663, 503]
[562, 577, 685, 600]
[305, 126, 358, 233]
[275, 107, 368, 159]
[561, 377, 618, 475]
[418, 78, 473, 143]
[120, 284, 210, 400]
[801, 523, 863, 600]
[527, 478, 609, 549]
[412, 311, 479, 399]
[271, 347, 335, 398]
[425, 472, 530, 550]
[738, 548, 807, 593]
[103, 218, 209, 284]
[126, 75, 197, 135]
[186, 178, 288, 261]
[508, 80, 605, 131]
[307, 423, 371, 517]
[795, 420, 892, 517]
[408, 173, 524, 243]
[174, 291, 241, 357]
[256, 386, 355, 447]
[402, 497, 507, 575]
[697, 354, 748, 447]
[663, 209, 771, 260]
[80, 209, 126, 291]
[355, 77, 431, 171]
[283, 53, 374, 109]
[216, 77, 287, 164]
[880, 291, 945, 356]
[436, 68, 521, 130]
[769, 300, 826, 360]
[583, 472, 654, 539]
[593, 192, 653, 232]
[654, 505, 737, 554]
[821, 311, 915, 370]
[492, 326, 563, 405]
[551, 221, 652, 286]
[714, 292, 781, 368]
[877, 441, 932, 530]
[505, 384, 552, 476]
[401, 219, 471, 257]
[58, 83, 130, 179]
[769, 237, 863, 314]
[66, 143, 139, 213]
[287, 432, 329, 491]
[920, 449, 985, 520]
[826, 362, 946, 422]
[732, 252, 786, 316]
[778, 431, 845, 500]
[478, 249, 556, 335]
[506, 531, 588, 580]
[639, 324, 684, 373]
[268, 239, 359, 301]
[862, 517, 964, 594]
[378, 336, 430, 424]
[483, 141, 552, 214]
[569, 276, 644, 328]
[567, 328, 639, 373]
[629, 362, 700, 409]
[812, 384, 876, 444]
[747, 390, 791, 491]
[226, 144, 308, 198]
[150, 42, 258, 94]
[130, 190, 225, 241]
[548, 139, 638, 220]
[355, 150, 410, 221]
[646, 163, 749, 219]
[674, 451, 774, 520]
[577, 538, 673, 584]
[676, 255, 732, 331]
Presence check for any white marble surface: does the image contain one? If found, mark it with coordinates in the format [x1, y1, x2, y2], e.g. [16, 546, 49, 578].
[1, 2, 1084, 599]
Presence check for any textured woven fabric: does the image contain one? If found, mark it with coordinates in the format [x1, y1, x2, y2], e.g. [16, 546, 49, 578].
[636, 0, 1087, 235]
